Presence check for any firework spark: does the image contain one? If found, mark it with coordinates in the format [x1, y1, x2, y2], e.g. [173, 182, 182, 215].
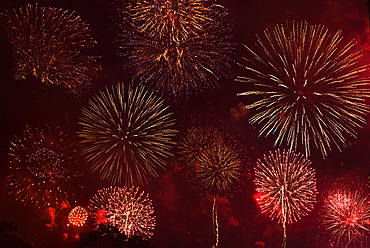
[236, 20, 370, 157]
[7, 124, 83, 208]
[321, 182, 370, 247]
[254, 149, 317, 247]
[0, 4, 99, 95]
[68, 206, 88, 227]
[90, 186, 155, 240]
[78, 82, 176, 186]
[117, 0, 234, 97]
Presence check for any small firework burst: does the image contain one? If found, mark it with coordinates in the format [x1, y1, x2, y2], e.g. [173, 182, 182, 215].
[116, 0, 234, 97]
[7, 124, 83, 209]
[0, 4, 100, 95]
[177, 114, 247, 195]
[78, 82, 176, 186]
[68, 206, 88, 227]
[254, 149, 317, 247]
[90, 186, 155, 239]
[321, 181, 370, 247]
[236, 20, 370, 157]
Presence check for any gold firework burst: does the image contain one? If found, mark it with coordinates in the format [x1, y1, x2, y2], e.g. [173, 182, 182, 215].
[78, 82, 177, 186]
[236, 21, 370, 157]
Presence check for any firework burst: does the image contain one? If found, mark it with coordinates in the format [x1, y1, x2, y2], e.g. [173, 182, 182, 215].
[7, 124, 83, 209]
[177, 114, 248, 248]
[254, 149, 317, 247]
[90, 186, 155, 240]
[0, 4, 100, 95]
[177, 114, 247, 195]
[195, 140, 243, 248]
[177, 124, 224, 168]
[117, 0, 234, 97]
[78, 82, 176, 186]
[68, 206, 88, 227]
[236, 20, 370, 157]
[195, 141, 243, 194]
[321, 181, 370, 247]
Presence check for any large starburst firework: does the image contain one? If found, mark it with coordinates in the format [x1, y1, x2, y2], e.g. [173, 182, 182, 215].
[7, 124, 83, 208]
[254, 149, 317, 247]
[90, 186, 155, 240]
[236, 20, 370, 157]
[321, 182, 370, 247]
[0, 4, 100, 95]
[117, 0, 234, 97]
[78, 82, 176, 186]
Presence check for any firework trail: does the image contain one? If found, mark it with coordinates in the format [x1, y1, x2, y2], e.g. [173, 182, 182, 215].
[177, 114, 248, 247]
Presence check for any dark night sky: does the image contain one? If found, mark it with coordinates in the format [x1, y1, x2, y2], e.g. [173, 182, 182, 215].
[0, 0, 369, 248]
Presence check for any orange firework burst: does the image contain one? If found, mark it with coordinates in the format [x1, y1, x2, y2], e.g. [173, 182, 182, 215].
[0, 4, 100, 95]
[68, 206, 88, 227]
[236, 20, 370, 157]
[254, 149, 317, 248]
[195, 140, 243, 194]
